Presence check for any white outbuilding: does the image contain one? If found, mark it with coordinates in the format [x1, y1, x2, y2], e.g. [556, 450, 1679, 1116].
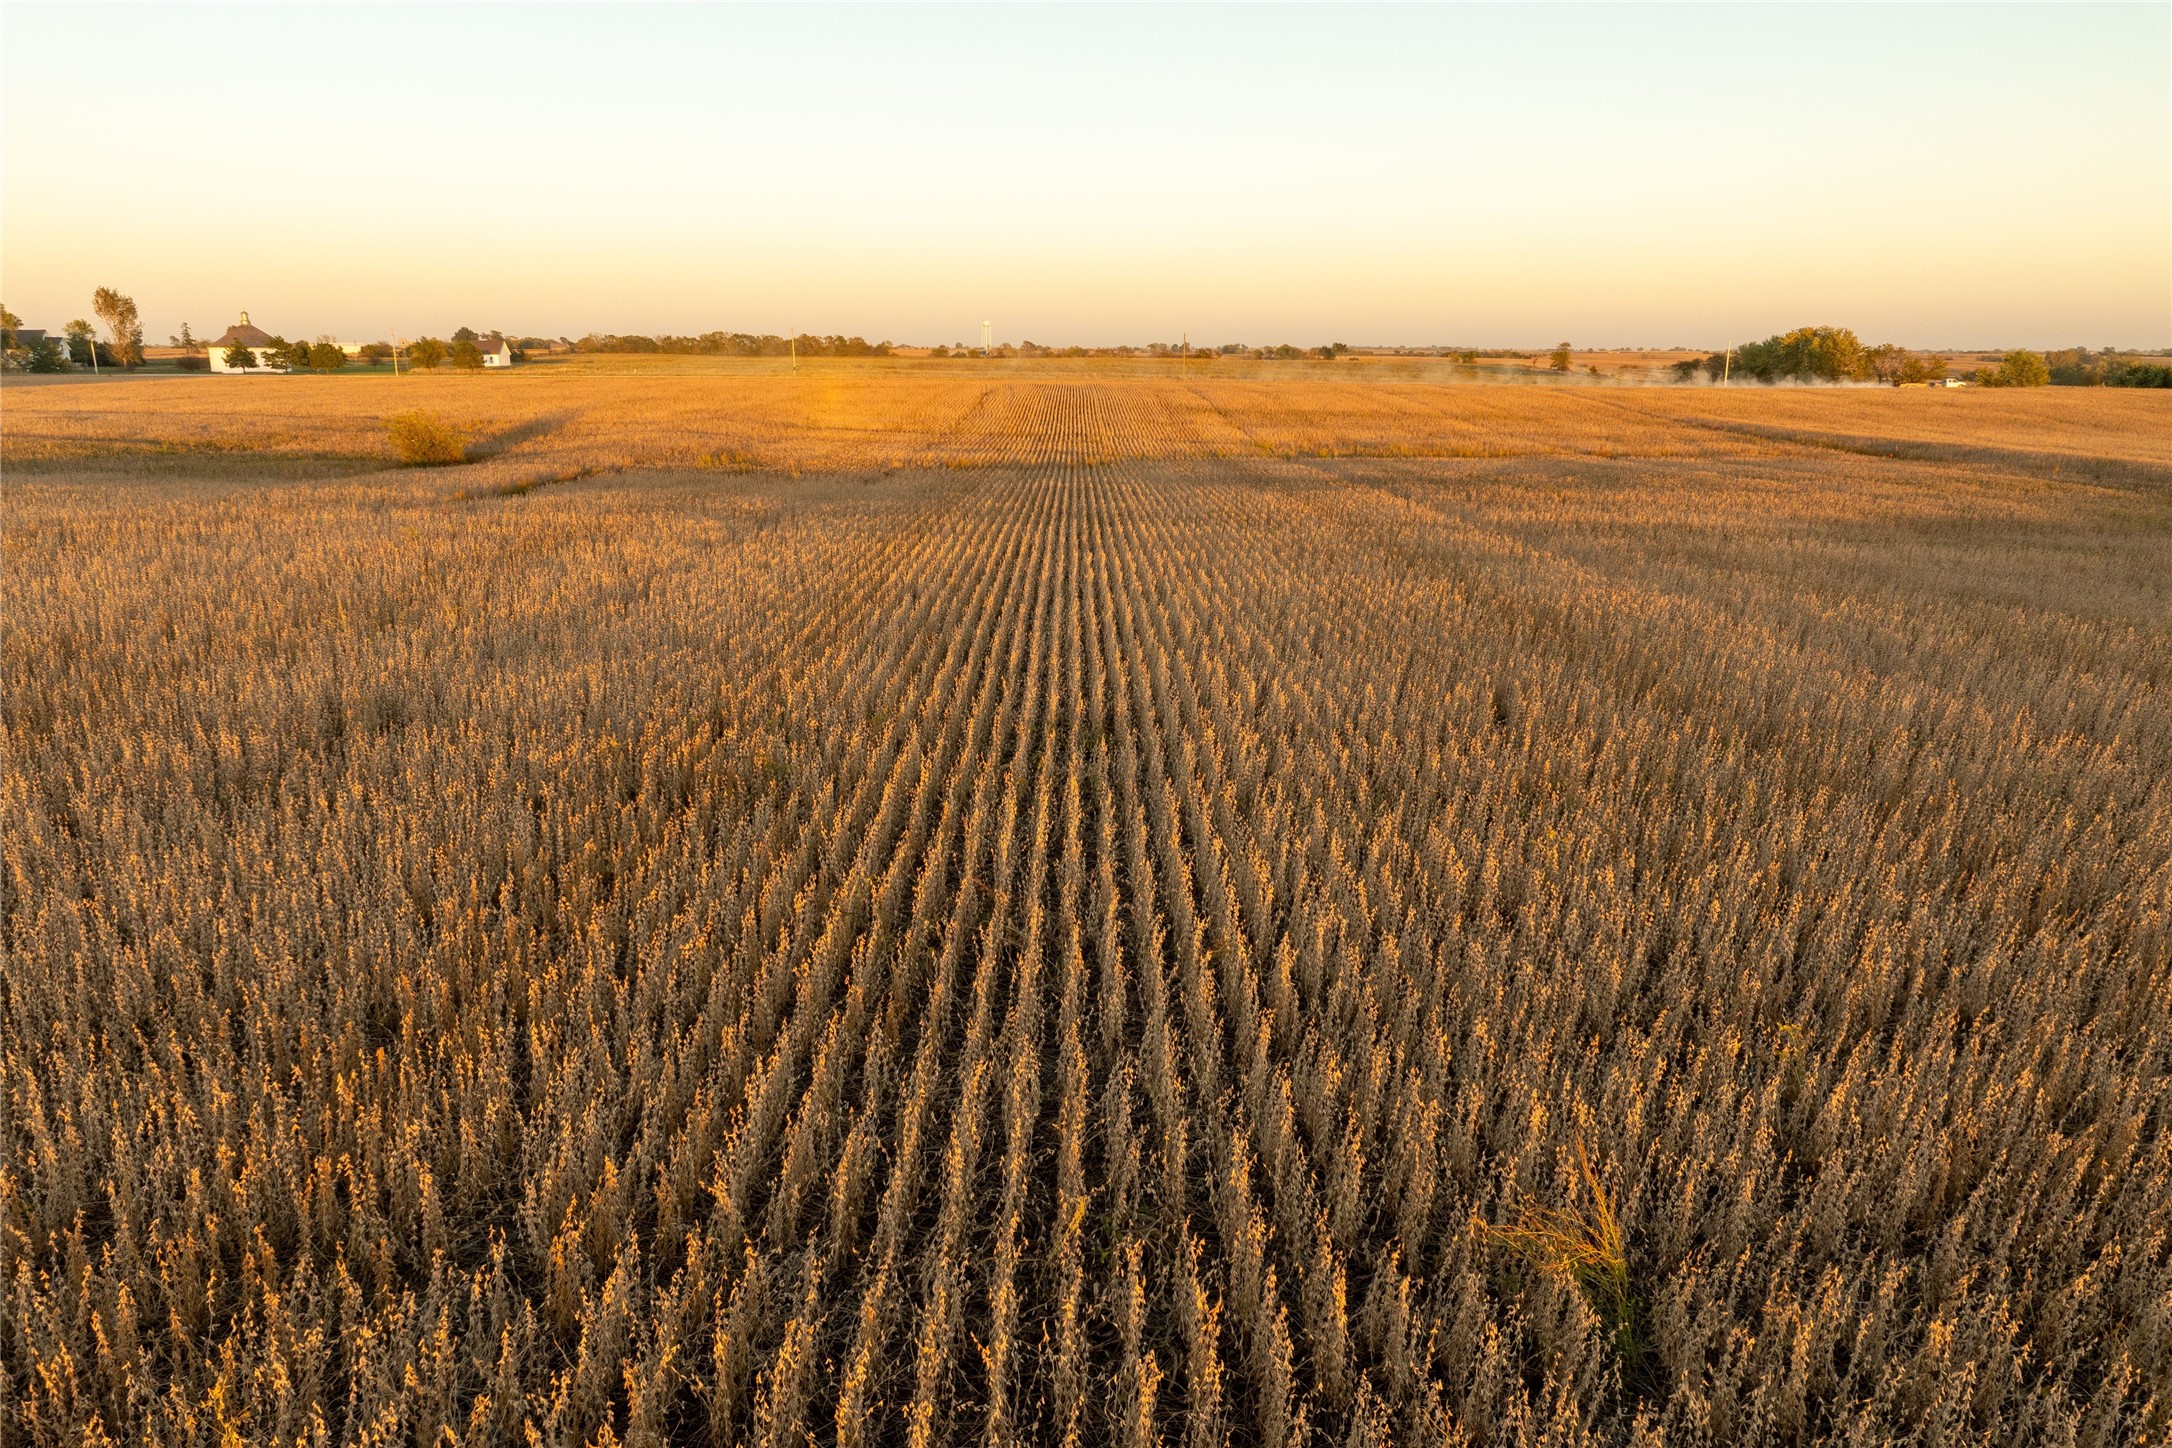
[477, 337, 514, 368]
[208, 313, 284, 373]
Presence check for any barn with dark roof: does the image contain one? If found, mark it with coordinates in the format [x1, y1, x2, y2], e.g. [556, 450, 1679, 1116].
[209, 312, 281, 373]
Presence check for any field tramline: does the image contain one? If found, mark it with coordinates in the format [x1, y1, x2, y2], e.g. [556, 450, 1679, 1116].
[4, 371, 2169, 1446]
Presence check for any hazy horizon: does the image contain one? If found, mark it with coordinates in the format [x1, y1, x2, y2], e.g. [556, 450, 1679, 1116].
[4, 4, 2167, 351]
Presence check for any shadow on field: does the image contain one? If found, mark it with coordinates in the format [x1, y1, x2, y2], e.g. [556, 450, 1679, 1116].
[1647, 411, 2172, 492]
[466, 410, 581, 460]
[2, 447, 391, 482]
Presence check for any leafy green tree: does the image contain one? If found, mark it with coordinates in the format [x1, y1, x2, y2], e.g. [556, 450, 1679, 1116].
[223, 342, 258, 372]
[307, 342, 348, 372]
[1, 303, 19, 348]
[407, 337, 446, 370]
[2004, 349, 2050, 386]
[1774, 327, 1863, 381]
[65, 320, 96, 366]
[450, 340, 484, 371]
[1550, 342, 1573, 371]
[452, 326, 479, 344]
[92, 287, 144, 367]
[1975, 350, 2049, 388]
[26, 336, 69, 372]
[1864, 345, 1949, 386]
[1671, 358, 1702, 382]
[1729, 326, 1872, 384]
[358, 343, 394, 367]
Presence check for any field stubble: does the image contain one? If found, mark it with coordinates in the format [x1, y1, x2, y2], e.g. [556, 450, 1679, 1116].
[4, 368, 2169, 1447]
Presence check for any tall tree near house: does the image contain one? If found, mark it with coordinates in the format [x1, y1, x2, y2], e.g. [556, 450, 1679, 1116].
[407, 337, 446, 370]
[452, 326, 478, 343]
[223, 342, 257, 372]
[92, 287, 144, 367]
[64, 320, 98, 366]
[451, 340, 484, 370]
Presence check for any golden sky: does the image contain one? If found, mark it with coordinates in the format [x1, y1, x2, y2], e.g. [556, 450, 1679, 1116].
[6, 5, 2166, 349]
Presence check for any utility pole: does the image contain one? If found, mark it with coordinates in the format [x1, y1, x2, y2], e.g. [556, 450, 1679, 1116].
[1722, 342, 1732, 385]
[791, 330, 798, 374]
[982, 320, 992, 357]
[391, 328, 401, 377]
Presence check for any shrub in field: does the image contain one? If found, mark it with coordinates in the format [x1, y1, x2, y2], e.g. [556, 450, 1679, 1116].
[386, 409, 466, 464]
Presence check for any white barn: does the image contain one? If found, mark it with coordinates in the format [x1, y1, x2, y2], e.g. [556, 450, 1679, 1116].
[477, 337, 514, 368]
[208, 313, 283, 373]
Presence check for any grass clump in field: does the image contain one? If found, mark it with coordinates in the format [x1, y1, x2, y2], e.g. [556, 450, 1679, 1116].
[1482, 1137, 1654, 1397]
[386, 409, 466, 465]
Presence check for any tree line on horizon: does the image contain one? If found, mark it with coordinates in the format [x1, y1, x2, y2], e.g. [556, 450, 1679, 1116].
[221, 328, 518, 375]
[1665, 326, 2172, 388]
[569, 331, 895, 358]
[7, 294, 2169, 387]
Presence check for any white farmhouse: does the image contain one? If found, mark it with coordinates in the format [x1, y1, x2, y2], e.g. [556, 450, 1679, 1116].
[208, 313, 284, 373]
[477, 337, 514, 368]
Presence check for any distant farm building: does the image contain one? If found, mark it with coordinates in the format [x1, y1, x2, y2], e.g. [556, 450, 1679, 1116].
[477, 337, 514, 368]
[209, 313, 283, 373]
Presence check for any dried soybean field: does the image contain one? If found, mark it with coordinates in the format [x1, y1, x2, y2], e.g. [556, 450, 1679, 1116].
[5, 368, 2171, 1447]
